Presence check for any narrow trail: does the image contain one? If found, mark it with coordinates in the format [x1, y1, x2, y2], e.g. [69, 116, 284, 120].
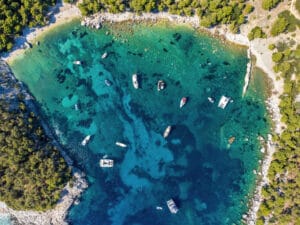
[291, 0, 300, 20]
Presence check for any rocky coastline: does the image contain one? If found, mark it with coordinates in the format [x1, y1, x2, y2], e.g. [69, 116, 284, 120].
[0, 59, 88, 225]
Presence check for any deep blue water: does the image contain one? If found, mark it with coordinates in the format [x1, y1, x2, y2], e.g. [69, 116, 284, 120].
[10, 21, 269, 225]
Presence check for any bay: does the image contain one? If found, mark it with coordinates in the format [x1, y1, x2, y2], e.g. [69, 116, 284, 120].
[10, 20, 269, 225]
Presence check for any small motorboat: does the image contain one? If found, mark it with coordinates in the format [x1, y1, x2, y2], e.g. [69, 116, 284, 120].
[157, 80, 165, 91]
[228, 136, 235, 144]
[100, 159, 114, 167]
[73, 60, 81, 65]
[208, 97, 214, 103]
[74, 104, 79, 111]
[180, 97, 187, 108]
[163, 125, 172, 138]
[166, 199, 179, 214]
[156, 206, 163, 210]
[115, 142, 127, 148]
[132, 74, 139, 89]
[101, 52, 108, 59]
[81, 135, 91, 146]
[105, 79, 112, 86]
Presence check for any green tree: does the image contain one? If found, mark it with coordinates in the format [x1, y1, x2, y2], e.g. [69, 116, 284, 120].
[270, 17, 289, 36]
[262, 0, 282, 10]
[248, 26, 267, 40]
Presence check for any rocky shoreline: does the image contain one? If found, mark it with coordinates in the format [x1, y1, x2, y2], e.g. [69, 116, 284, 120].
[0, 60, 88, 225]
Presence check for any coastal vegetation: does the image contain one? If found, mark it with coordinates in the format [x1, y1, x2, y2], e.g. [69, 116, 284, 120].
[296, 0, 300, 13]
[77, 0, 253, 32]
[271, 10, 300, 36]
[0, 92, 71, 210]
[247, 26, 266, 40]
[0, 0, 55, 52]
[261, 0, 282, 10]
[256, 42, 300, 224]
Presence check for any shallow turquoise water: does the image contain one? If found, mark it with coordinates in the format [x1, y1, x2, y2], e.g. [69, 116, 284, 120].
[0, 215, 11, 225]
[10, 21, 269, 225]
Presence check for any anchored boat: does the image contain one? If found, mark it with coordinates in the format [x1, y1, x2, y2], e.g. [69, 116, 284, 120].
[81, 135, 91, 146]
[208, 97, 215, 103]
[218, 95, 230, 109]
[166, 199, 179, 214]
[101, 52, 108, 59]
[180, 97, 187, 108]
[115, 142, 127, 148]
[228, 136, 235, 144]
[99, 159, 114, 167]
[73, 60, 81, 65]
[157, 80, 165, 91]
[105, 79, 112, 86]
[132, 74, 139, 89]
[163, 125, 172, 138]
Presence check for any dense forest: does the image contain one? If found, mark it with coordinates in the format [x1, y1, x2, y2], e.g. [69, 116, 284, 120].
[77, 0, 254, 33]
[0, 63, 71, 210]
[255, 9, 300, 225]
[0, 0, 255, 52]
[0, 0, 56, 52]
[257, 43, 300, 225]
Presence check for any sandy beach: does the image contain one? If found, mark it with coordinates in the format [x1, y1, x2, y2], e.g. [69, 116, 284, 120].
[1, 3, 81, 64]
[1, 1, 295, 224]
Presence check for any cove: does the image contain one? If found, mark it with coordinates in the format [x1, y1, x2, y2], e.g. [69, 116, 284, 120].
[10, 20, 269, 225]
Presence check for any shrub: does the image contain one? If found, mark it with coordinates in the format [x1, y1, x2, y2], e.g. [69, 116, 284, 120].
[270, 17, 289, 36]
[248, 26, 267, 40]
[272, 52, 283, 62]
[262, 0, 282, 10]
[268, 44, 276, 50]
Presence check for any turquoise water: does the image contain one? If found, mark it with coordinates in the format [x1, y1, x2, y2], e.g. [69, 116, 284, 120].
[0, 214, 11, 225]
[10, 21, 269, 225]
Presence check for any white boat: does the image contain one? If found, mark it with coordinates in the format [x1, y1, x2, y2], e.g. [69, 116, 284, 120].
[73, 60, 81, 65]
[166, 199, 179, 214]
[156, 206, 163, 210]
[105, 79, 112, 86]
[74, 103, 79, 111]
[81, 135, 91, 146]
[208, 97, 214, 103]
[115, 142, 127, 148]
[180, 97, 187, 108]
[101, 52, 108, 59]
[99, 159, 114, 167]
[163, 125, 172, 138]
[157, 80, 165, 91]
[218, 95, 230, 109]
[132, 74, 139, 89]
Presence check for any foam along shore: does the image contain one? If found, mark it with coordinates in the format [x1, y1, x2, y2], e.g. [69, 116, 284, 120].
[1, 5, 287, 225]
[0, 59, 88, 225]
[1, 2, 81, 64]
